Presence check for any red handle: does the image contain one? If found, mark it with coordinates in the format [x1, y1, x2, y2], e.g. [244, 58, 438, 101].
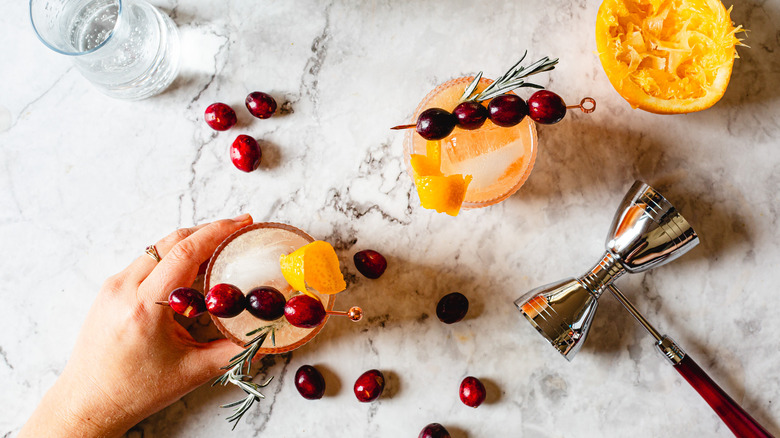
[675, 354, 774, 437]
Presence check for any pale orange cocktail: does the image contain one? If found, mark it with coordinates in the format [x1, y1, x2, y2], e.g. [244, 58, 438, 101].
[205, 223, 336, 354]
[404, 77, 537, 208]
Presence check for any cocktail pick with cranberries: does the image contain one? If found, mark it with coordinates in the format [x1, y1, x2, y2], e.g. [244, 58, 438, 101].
[391, 52, 595, 139]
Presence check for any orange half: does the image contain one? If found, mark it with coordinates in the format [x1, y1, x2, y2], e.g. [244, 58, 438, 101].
[596, 0, 743, 114]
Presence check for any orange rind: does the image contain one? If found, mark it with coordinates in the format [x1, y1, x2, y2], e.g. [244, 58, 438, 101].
[280, 241, 346, 298]
[409, 139, 473, 216]
[596, 0, 744, 114]
[415, 174, 473, 217]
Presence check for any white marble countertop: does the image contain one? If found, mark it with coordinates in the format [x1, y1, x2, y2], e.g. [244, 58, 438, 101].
[2, 1, 779, 437]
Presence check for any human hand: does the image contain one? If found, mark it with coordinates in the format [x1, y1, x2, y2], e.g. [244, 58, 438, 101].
[19, 215, 254, 438]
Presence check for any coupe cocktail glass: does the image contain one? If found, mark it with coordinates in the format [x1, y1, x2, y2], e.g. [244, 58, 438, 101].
[404, 77, 538, 208]
[205, 223, 336, 354]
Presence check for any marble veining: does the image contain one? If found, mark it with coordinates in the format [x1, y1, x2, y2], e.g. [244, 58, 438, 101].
[2, 0, 780, 437]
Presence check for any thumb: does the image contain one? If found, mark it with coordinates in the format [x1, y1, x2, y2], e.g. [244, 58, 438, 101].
[187, 338, 248, 382]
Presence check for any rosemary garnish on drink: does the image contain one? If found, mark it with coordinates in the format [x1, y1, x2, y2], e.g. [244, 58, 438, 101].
[459, 51, 558, 103]
[212, 327, 275, 429]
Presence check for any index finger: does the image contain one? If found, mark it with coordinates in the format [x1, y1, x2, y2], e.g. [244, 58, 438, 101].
[138, 214, 253, 303]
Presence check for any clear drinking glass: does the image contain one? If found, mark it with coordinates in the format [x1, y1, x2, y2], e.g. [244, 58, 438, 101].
[30, 0, 180, 100]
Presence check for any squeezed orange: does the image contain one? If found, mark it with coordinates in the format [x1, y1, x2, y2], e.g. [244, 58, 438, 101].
[405, 77, 537, 208]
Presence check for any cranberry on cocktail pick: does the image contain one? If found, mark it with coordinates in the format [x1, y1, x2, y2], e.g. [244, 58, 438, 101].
[246, 286, 285, 321]
[453, 101, 489, 130]
[284, 295, 326, 328]
[284, 294, 363, 329]
[156, 287, 207, 318]
[488, 94, 529, 127]
[205, 283, 246, 318]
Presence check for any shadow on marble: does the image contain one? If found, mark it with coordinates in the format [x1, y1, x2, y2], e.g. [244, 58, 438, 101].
[716, 0, 780, 109]
[157, 72, 215, 101]
[480, 377, 502, 405]
[512, 119, 670, 204]
[447, 425, 470, 438]
[257, 139, 283, 171]
[317, 362, 343, 397]
[513, 118, 756, 268]
[578, 295, 637, 357]
[382, 369, 402, 399]
[650, 179, 757, 266]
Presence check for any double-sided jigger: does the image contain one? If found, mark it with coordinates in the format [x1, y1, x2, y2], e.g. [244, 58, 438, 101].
[515, 181, 773, 437]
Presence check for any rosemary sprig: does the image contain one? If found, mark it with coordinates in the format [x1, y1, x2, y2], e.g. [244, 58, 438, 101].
[459, 51, 559, 103]
[212, 329, 274, 430]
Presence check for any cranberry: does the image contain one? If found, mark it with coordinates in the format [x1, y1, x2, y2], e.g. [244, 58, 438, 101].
[459, 376, 486, 408]
[167, 287, 207, 318]
[204, 102, 237, 131]
[284, 294, 326, 328]
[354, 369, 384, 402]
[416, 108, 457, 140]
[488, 94, 528, 127]
[246, 286, 285, 321]
[205, 283, 246, 318]
[453, 101, 488, 130]
[419, 423, 451, 438]
[294, 365, 326, 400]
[353, 249, 387, 279]
[230, 135, 262, 172]
[245, 91, 277, 119]
[528, 90, 567, 124]
[436, 292, 469, 324]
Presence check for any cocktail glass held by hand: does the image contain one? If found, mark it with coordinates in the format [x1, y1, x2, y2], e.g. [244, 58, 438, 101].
[515, 181, 774, 438]
[30, 0, 180, 100]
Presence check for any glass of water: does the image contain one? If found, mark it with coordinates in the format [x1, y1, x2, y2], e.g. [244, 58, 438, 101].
[30, 0, 180, 100]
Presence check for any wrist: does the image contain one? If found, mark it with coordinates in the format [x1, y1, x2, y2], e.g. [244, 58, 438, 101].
[20, 373, 137, 438]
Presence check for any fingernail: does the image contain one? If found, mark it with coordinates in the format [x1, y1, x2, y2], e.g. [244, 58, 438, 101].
[232, 213, 252, 223]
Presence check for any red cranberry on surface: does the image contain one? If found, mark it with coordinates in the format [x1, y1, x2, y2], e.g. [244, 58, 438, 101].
[204, 102, 237, 131]
[353, 249, 387, 279]
[459, 376, 486, 408]
[418, 423, 452, 438]
[436, 292, 469, 324]
[245, 92, 277, 119]
[354, 369, 385, 402]
[230, 135, 262, 172]
[295, 365, 326, 400]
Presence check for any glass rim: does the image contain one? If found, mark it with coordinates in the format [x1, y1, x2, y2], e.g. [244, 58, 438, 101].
[29, 0, 123, 56]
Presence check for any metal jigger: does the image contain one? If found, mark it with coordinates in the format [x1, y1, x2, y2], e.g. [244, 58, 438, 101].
[515, 181, 773, 438]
